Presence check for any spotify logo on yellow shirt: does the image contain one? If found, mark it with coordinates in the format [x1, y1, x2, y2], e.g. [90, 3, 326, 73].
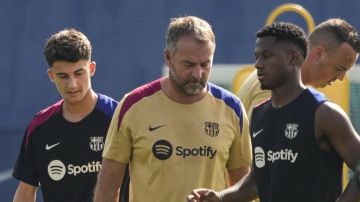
[153, 139, 218, 160]
[152, 140, 173, 160]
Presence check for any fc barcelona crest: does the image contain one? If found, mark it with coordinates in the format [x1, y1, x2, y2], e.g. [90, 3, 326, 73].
[284, 123, 298, 139]
[89, 136, 104, 152]
[204, 122, 219, 137]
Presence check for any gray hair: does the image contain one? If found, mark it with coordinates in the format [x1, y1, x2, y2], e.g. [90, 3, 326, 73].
[165, 16, 215, 54]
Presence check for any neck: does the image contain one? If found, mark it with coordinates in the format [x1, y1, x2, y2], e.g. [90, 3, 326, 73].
[271, 77, 306, 108]
[62, 90, 98, 122]
[301, 60, 312, 85]
[161, 77, 207, 104]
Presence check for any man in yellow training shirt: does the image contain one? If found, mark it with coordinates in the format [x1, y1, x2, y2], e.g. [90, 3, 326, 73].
[94, 16, 252, 202]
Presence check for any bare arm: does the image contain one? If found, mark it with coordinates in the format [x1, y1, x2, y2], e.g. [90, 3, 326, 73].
[13, 181, 37, 202]
[187, 166, 258, 202]
[220, 166, 258, 202]
[316, 102, 360, 201]
[227, 166, 250, 186]
[94, 158, 127, 202]
[337, 172, 360, 202]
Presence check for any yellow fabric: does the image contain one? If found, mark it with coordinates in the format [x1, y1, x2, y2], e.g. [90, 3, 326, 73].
[232, 66, 257, 94]
[236, 69, 270, 121]
[103, 86, 252, 202]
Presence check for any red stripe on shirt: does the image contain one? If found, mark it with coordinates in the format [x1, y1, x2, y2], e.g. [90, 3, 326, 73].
[117, 78, 162, 130]
[25, 100, 62, 147]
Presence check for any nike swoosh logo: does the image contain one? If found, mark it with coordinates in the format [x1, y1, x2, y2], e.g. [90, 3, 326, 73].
[252, 129, 264, 138]
[149, 125, 166, 131]
[46, 142, 60, 150]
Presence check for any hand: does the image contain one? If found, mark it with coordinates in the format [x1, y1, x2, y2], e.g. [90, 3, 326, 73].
[186, 188, 221, 202]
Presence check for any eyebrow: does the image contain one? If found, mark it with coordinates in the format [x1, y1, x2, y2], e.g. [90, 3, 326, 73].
[55, 68, 84, 76]
[181, 59, 211, 64]
[56, 72, 68, 76]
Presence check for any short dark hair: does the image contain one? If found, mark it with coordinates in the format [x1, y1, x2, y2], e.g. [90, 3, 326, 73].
[309, 18, 360, 53]
[256, 22, 308, 60]
[44, 28, 92, 67]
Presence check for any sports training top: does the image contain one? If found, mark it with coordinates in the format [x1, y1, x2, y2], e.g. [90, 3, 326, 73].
[251, 88, 342, 202]
[103, 78, 252, 202]
[13, 94, 129, 202]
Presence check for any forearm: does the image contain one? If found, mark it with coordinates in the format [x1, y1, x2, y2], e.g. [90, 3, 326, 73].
[13, 193, 36, 202]
[93, 181, 119, 202]
[13, 182, 36, 202]
[337, 172, 360, 202]
[227, 166, 250, 186]
[93, 159, 126, 202]
[219, 172, 258, 202]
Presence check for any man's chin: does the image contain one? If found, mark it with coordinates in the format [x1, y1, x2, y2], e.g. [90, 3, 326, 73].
[260, 84, 270, 90]
[64, 95, 83, 104]
[184, 89, 202, 95]
[316, 83, 329, 88]
[183, 85, 206, 95]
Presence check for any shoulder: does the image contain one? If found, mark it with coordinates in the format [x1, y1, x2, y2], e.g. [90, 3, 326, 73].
[96, 93, 119, 117]
[237, 70, 271, 113]
[252, 98, 271, 116]
[316, 101, 347, 122]
[116, 79, 162, 128]
[208, 82, 245, 121]
[237, 70, 259, 96]
[208, 82, 241, 107]
[26, 100, 63, 140]
[315, 100, 352, 142]
[121, 78, 162, 110]
[31, 100, 63, 126]
[306, 87, 327, 104]
[239, 70, 258, 89]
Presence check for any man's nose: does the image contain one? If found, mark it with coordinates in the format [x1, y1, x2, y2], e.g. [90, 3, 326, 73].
[192, 65, 203, 80]
[68, 77, 77, 88]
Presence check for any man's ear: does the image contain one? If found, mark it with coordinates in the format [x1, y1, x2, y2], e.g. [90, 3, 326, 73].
[164, 49, 172, 67]
[89, 61, 96, 77]
[289, 51, 302, 66]
[308, 46, 326, 64]
[47, 68, 55, 83]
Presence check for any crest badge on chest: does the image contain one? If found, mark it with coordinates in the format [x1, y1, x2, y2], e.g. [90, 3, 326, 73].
[204, 122, 219, 137]
[284, 123, 298, 139]
[89, 136, 104, 152]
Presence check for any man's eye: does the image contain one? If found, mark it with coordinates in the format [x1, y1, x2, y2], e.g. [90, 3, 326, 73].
[263, 54, 271, 59]
[336, 67, 344, 72]
[255, 55, 269, 60]
[59, 75, 68, 79]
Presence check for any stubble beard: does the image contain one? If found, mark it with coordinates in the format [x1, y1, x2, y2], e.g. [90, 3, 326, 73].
[169, 67, 206, 96]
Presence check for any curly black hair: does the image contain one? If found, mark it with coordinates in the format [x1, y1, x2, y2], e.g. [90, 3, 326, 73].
[256, 22, 308, 60]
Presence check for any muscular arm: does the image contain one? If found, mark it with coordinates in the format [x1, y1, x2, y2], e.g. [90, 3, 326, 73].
[227, 166, 250, 186]
[94, 158, 127, 202]
[188, 166, 258, 202]
[316, 102, 360, 201]
[13, 181, 37, 202]
[338, 172, 360, 202]
[220, 166, 258, 202]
